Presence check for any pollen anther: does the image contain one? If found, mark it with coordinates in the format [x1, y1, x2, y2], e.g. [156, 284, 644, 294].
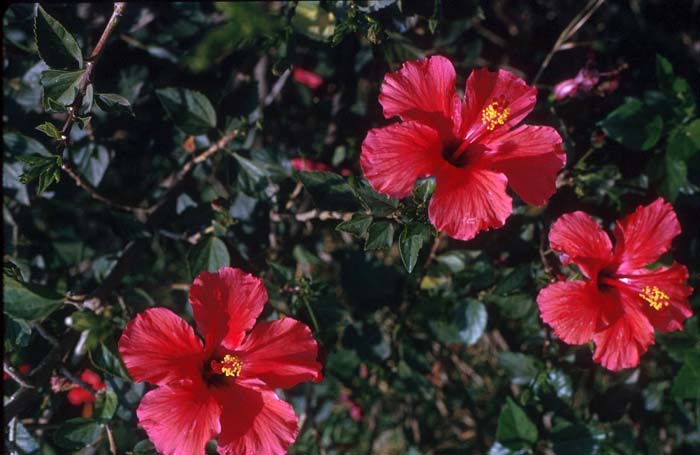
[639, 285, 670, 311]
[213, 354, 243, 377]
[481, 96, 511, 131]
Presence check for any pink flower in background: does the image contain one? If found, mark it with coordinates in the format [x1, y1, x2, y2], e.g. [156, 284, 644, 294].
[553, 67, 600, 100]
[339, 393, 362, 421]
[292, 67, 323, 90]
[67, 369, 106, 405]
[291, 157, 351, 176]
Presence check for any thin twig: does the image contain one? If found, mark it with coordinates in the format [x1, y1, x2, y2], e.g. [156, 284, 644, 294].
[61, 3, 127, 141]
[532, 0, 604, 84]
[3, 363, 35, 389]
[105, 424, 117, 455]
[61, 161, 146, 215]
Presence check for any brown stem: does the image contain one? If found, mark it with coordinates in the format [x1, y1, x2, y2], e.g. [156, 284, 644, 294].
[61, 161, 146, 215]
[61, 3, 127, 140]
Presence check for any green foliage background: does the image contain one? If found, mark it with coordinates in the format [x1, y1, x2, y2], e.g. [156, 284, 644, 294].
[3, 2, 700, 454]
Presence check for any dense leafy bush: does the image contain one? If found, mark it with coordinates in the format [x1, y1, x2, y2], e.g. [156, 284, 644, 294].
[3, 2, 699, 454]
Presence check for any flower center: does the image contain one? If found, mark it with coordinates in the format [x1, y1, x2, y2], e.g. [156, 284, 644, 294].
[210, 354, 243, 377]
[480, 96, 511, 131]
[639, 285, 670, 311]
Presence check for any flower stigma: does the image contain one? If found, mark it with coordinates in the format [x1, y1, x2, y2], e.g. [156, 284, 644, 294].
[481, 96, 511, 131]
[639, 285, 670, 311]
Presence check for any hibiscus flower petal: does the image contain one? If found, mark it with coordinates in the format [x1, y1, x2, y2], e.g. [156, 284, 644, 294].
[592, 306, 654, 371]
[379, 55, 459, 130]
[461, 68, 537, 140]
[189, 267, 267, 352]
[118, 308, 204, 386]
[549, 212, 613, 278]
[613, 198, 682, 271]
[137, 381, 221, 455]
[537, 280, 603, 345]
[485, 125, 566, 206]
[428, 165, 512, 241]
[236, 318, 322, 389]
[619, 262, 693, 332]
[361, 121, 443, 199]
[216, 386, 298, 455]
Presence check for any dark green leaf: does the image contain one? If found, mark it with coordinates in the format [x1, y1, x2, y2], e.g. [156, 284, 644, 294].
[14, 420, 41, 454]
[365, 220, 395, 250]
[95, 93, 135, 116]
[40, 69, 85, 107]
[671, 351, 700, 399]
[72, 143, 111, 187]
[455, 299, 488, 346]
[495, 264, 531, 295]
[53, 418, 102, 450]
[398, 224, 430, 273]
[89, 343, 129, 380]
[336, 213, 373, 237]
[551, 421, 606, 455]
[298, 171, 362, 211]
[356, 181, 399, 216]
[34, 5, 83, 69]
[188, 236, 230, 277]
[598, 97, 663, 151]
[655, 54, 674, 95]
[156, 87, 217, 134]
[133, 440, 158, 454]
[495, 397, 538, 450]
[498, 352, 542, 385]
[35, 121, 62, 140]
[95, 390, 118, 421]
[659, 154, 686, 202]
[3, 274, 64, 321]
[3, 132, 51, 157]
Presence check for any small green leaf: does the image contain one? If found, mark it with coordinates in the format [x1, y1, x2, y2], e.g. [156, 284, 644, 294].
[34, 5, 83, 69]
[298, 171, 362, 211]
[35, 121, 62, 140]
[495, 397, 538, 450]
[53, 418, 102, 450]
[413, 178, 435, 204]
[90, 343, 129, 380]
[398, 224, 429, 273]
[18, 153, 63, 193]
[95, 390, 118, 421]
[598, 97, 663, 151]
[365, 220, 395, 250]
[156, 87, 217, 134]
[3, 273, 64, 322]
[336, 213, 373, 237]
[95, 93, 135, 116]
[655, 54, 674, 95]
[455, 299, 488, 346]
[659, 155, 687, 202]
[671, 351, 700, 399]
[40, 69, 85, 107]
[188, 236, 230, 277]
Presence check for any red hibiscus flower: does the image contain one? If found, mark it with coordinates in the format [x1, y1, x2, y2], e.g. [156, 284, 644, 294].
[67, 369, 106, 405]
[118, 267, 322, 455]
[360, 55, 565, 240]
[537, 198, 693, 371]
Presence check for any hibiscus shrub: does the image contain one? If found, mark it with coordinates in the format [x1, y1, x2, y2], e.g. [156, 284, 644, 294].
[3, 2, 700, 455]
